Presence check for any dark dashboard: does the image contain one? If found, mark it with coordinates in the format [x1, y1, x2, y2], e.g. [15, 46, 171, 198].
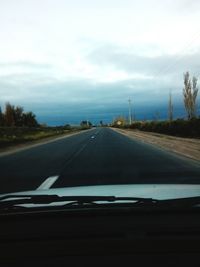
[1, 207, 200, 266]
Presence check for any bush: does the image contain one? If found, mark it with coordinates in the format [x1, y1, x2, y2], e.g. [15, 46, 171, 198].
[127, 118, 200, 138]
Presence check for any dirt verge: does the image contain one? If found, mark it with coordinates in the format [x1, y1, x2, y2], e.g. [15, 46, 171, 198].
[113, 128, 200, 162]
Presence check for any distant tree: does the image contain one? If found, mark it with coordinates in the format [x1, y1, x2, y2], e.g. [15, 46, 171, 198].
[0, 106, 4, 126]
[1, 102, 39, 127]
[168, 92, 173, 122]
[22, 112, 38, 127]
[80, 121, 87, 127]
[183, 72, 199, 119]
[4, 102, 15, 126]
[80, 120, 92, 128]
[13, 106, 24, 126]
[64, 124, 71, 130]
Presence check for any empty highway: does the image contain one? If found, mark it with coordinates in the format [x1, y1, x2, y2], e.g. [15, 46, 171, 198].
[0, 127, 200, 194]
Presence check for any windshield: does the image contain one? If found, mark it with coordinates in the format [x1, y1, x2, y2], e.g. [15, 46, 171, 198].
[0, 0, 200, 203]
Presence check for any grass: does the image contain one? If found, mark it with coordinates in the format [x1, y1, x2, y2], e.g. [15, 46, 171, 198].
[0, 127, 81, 148]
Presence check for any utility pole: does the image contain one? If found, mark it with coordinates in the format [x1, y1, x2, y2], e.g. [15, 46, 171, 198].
[168, 91, 173, 122]
[128, 98, 132, 125]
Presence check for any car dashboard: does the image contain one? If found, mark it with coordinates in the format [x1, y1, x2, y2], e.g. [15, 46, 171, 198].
[0, 207, 200, 266]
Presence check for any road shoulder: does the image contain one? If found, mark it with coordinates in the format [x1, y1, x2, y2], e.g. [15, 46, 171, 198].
[0, 129, 92, 157]
[112, 128, 200, 162]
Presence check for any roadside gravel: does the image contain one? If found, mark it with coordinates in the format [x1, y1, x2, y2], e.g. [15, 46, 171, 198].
[113, 128, 200, 162]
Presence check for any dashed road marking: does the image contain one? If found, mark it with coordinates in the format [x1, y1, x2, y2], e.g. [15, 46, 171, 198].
[37, 175, 59, 190]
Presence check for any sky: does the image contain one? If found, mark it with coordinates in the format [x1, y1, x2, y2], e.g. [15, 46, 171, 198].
[0, 0, 200, 125]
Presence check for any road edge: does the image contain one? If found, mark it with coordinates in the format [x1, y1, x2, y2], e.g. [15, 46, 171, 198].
[112, 127, 200, 163]
[0, 129, 93, 157]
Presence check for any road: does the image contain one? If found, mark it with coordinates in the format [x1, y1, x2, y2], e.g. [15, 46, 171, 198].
[0, 127, 200, 194]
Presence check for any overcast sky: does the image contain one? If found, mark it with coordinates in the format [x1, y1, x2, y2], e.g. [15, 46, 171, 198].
[0, 0, 200, 124]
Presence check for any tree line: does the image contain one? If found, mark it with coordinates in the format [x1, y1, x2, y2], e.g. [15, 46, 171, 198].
[80, 120, 92, 129]
[182, 71, 199, 120]
[0, 102, 38, 127]
[168, 71, 199, 121]
[128, 118, 200, 138]
[114, 71, 199, 126]
[112, 72, 200, 138]
[164, 71, 199, 121]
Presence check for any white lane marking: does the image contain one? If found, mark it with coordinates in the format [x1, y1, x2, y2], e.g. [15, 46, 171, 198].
[63, 143, 87, 167]
[37, 175, 59, 190]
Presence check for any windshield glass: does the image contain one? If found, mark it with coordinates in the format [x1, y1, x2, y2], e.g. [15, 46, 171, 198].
[0, 0, 200, 202]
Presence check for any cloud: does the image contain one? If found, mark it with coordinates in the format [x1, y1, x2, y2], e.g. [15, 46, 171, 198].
[0, 58, 192, 125]
[0, 0, 200, 124]
[0, 43, 198, 123]
[0, 74, 181, 108]
[87, 44, 200, 78]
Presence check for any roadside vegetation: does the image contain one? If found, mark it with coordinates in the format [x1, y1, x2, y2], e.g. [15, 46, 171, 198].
[0, 102, 38, 127]
[80, 120, 93, 129]
[126, 118, 200, 138]
[112, 72, 200, 139]
[0, 126, 75, 148]
[0, 103, 92, 149]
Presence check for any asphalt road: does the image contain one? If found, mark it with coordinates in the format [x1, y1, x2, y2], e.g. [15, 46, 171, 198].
[0, 127, 200, 194]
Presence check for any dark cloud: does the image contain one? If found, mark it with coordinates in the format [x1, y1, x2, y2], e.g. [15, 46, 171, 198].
[0, 76, 177, 106]
[0, 72, 191, 125]
[87, 45, 200, 77]
[1, 46, 199, 125]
